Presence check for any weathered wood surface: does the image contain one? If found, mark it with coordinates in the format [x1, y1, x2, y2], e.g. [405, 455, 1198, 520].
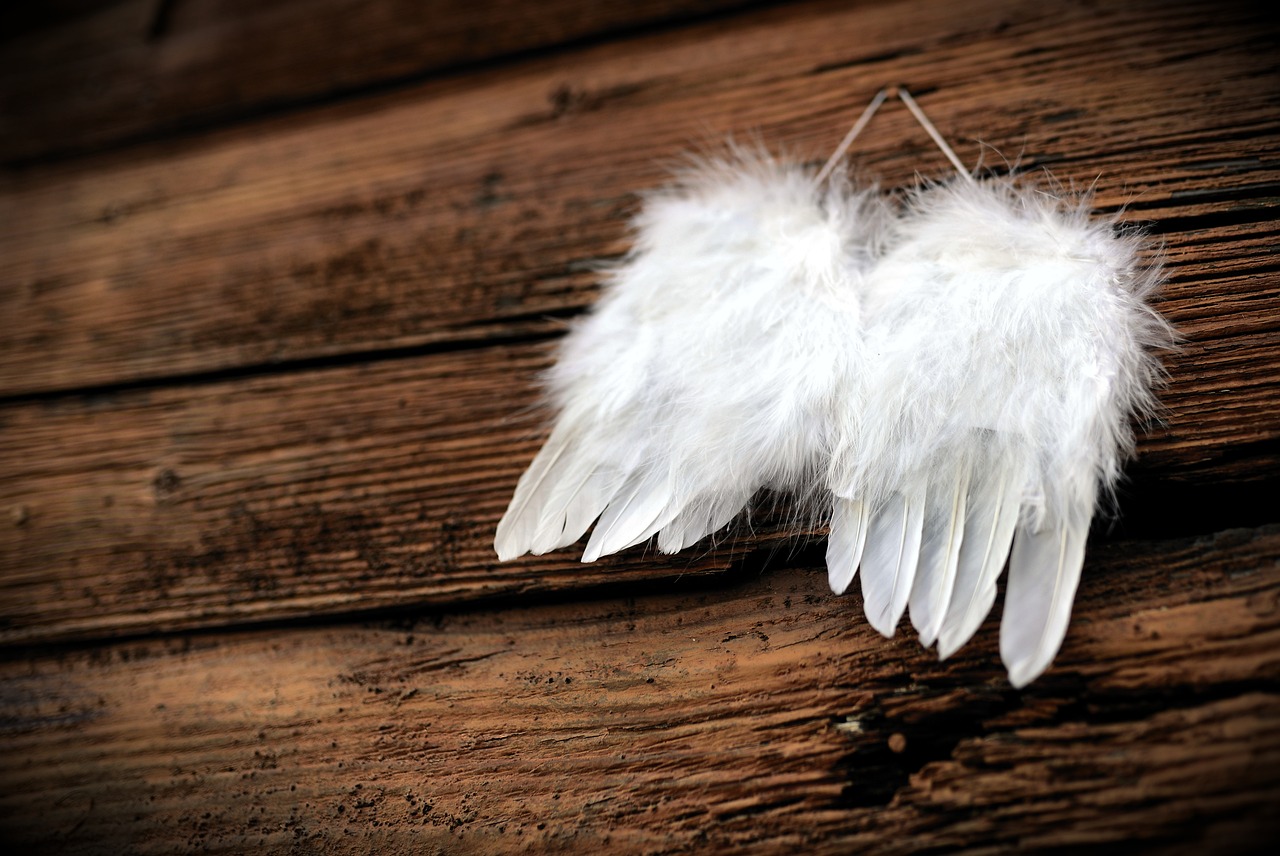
[0, 326, 1276, 647]
[0, 0, 761, 163]
[2, 0, 1279, 648]
[0, 344, 731, 646]
[1, 0, 1278, 851]
[2, 524, 1277, 854]
[1, 0, 1277, 396]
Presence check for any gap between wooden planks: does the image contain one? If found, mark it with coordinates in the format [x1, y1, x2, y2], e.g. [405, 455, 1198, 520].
[1, 0, 1277, 396]
[1, 524, 1277, 853]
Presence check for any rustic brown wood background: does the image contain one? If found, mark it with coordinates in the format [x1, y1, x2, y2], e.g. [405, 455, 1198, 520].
[2, 0, 1278, 852]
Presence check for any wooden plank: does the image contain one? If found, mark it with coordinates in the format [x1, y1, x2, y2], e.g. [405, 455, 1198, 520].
[0, 0, 762, 163]
[1, 299, 1277, 648]
[0, 343, 730, 646]
[1, 524, 1276, 853]
[2, 0, 1277, 396]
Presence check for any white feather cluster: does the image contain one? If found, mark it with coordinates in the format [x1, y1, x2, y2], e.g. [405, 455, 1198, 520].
[496, 150, 887, 563]
[495, 150, 1171, 687]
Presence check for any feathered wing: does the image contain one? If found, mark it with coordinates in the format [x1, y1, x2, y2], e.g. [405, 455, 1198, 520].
[835, 176, 1170, 685]
[498, 148, 1169, 687]
[496, 151, 886, 563]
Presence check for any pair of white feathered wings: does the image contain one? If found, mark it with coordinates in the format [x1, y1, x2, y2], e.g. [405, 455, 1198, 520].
[495, 151, 1170, 686]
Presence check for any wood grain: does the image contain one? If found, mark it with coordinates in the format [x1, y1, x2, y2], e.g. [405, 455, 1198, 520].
[2, 1, 1277, 851]
[0, 0, 762, 163]
[2, 0, 1277, 396]
[1, 524, 1277, 854]
[2, 312, 1277, 647]
[0, 343, 728, 646]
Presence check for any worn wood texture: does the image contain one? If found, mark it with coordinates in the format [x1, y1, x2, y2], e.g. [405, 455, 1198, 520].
[1, 524, 1277, 854]
[1, 0, 1276, 396]
[1, 324, 1277, 647]
[1, 0, 1278, 649]
[0, 344, 725, 646]
[1, 0, 1278, 851]
[0, 0, 762, 163]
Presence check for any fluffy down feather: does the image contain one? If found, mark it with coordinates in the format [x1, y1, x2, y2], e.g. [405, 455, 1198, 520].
[832, 176, 1172, 686]
[495, 150, 887, 564]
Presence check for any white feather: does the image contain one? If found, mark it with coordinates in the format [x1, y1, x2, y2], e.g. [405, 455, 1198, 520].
[935, 461, 1021, 659]
[827, 496, 869, 595]
[657, 490, 751, 554]
[1000, 515, 1087, 687]
[550, 467, 626, 555]
[495, 419, 616, 561]
[495, 149, 887, 563]
[909, 463, 969, 647]
[859, 491, 925, 637]
[580, 469, 674, 562]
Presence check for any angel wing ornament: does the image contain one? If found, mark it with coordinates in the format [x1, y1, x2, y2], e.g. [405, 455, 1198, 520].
[494, 137, 889, 564]
[829, 90, 1173, 686]
[495, 88, 1171, 688]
